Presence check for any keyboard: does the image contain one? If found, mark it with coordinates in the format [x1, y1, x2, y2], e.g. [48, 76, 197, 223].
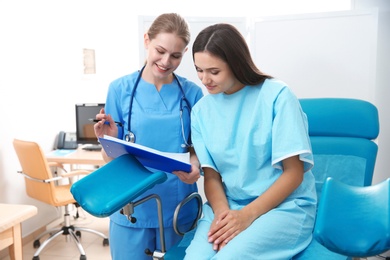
[82, 144, 102, 151]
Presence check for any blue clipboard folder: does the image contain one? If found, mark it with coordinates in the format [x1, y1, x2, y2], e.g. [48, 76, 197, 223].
[98, 135, 191, 173]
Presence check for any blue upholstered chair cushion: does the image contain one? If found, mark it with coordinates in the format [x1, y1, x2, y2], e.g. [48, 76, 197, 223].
[70, 154, 167, 218]
[314, 177, 390, 257]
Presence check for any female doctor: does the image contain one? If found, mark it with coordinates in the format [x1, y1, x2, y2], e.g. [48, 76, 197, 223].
[93, 13, 204, 260]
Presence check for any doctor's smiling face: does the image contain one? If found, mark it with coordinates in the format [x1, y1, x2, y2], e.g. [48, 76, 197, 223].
[144, 32, 187, 83]
[194, 51, 244, 95]
[140, 13, 191, 87]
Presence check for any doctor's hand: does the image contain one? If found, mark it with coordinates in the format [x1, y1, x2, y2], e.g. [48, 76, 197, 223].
[172, 164, 201, 184]
[208, 209, 252, 251]
[94, 108, 118, 138]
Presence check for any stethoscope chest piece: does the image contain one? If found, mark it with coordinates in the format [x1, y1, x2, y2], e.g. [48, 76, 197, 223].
[125, 131, 135, 143]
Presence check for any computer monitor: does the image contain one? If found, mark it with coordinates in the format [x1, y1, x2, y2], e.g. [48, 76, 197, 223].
[75, 103, 105, 144]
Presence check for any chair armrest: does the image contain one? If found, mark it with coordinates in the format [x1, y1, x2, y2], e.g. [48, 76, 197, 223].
[18, 171, 63, 183]
[60, 169, 92, 178]
[18, 169, 91, 183]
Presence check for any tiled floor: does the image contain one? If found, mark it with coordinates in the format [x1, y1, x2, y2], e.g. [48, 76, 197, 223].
[1, 209, 111, 260]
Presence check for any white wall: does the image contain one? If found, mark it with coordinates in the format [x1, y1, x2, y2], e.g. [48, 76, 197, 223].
[353, 0, 390, 185]
[0, 0, 388, 239]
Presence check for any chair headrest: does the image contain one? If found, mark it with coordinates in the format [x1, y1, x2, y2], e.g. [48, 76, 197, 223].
[299, 98, 379, 139]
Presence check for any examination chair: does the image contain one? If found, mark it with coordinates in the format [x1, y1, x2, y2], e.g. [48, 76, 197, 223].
[71, 98, 382, 259]
[162, 98, 382, 260]
[290, 97, 381, 259]
[13, 139, 109, 260]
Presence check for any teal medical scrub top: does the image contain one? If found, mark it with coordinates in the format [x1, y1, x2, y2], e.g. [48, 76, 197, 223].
[105, 70, 203, 228]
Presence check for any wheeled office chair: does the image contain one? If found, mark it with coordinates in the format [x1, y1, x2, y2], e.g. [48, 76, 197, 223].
[13, 139, 109, 260]
[71, 98, 381, 259]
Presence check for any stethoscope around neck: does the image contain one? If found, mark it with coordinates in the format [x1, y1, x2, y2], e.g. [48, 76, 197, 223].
[124, 65, 193, 149]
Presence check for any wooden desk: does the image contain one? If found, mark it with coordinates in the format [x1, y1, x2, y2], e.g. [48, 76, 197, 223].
[46, 148, 105, 166]
[0, 204, 37, 260]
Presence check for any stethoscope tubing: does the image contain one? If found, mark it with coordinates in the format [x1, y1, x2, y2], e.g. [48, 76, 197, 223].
[125, 65, 192, 147]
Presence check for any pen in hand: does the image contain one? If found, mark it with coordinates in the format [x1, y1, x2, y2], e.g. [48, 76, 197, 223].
[89, 118, 123, 127]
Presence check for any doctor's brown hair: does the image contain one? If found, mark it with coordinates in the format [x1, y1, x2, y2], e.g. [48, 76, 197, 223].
[147, 13, 191, 47]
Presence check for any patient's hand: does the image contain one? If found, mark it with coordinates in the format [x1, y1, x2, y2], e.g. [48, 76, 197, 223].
[172, 164, 201, 184]
[208, 209, 252, 251]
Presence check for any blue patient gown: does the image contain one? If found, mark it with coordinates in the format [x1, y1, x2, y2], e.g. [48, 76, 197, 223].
[186, 79, 317, 260]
